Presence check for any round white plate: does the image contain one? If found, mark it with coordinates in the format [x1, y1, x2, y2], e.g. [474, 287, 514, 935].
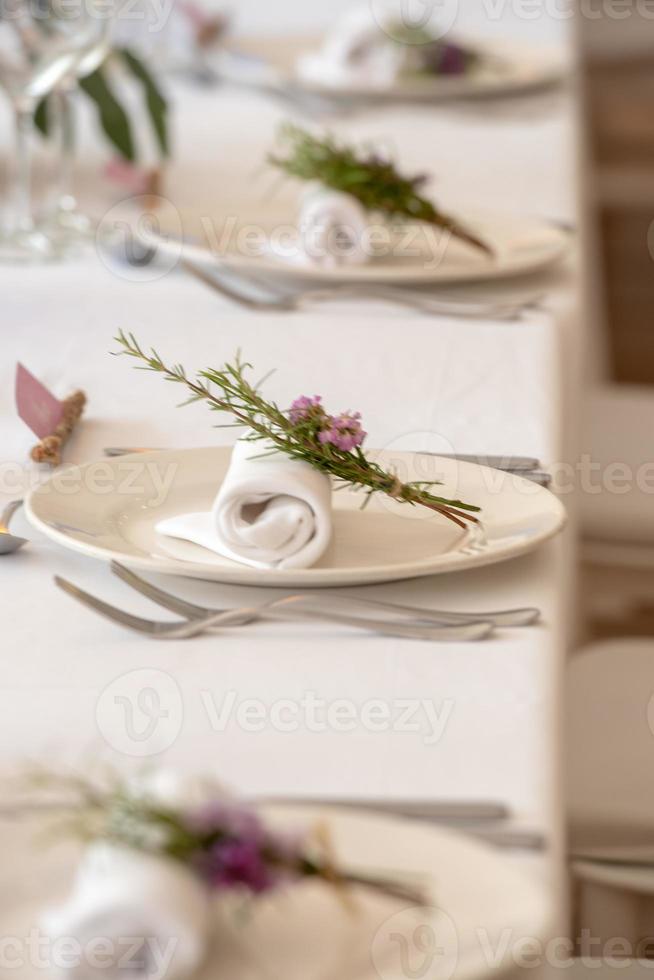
[218, 35, 566, 103]
[141, 208, 570, 287]
[25, 448, 566, 588]
[1, 803, 550, 980]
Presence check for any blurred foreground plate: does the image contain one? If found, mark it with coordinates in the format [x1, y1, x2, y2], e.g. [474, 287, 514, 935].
[0, 803, 550, 980]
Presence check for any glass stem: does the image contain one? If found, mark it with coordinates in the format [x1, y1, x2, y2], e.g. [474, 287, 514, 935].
[13, 103, 35, 233]
[55, 82, 77, 213]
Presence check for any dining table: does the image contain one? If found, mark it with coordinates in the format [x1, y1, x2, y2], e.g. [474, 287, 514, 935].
[0, 7, 580, 958]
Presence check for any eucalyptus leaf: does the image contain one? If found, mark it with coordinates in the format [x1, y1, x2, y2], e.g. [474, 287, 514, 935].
[34, 97, 50, 137]
[80, 66, 136, 162]
[118, 47, 169, 159]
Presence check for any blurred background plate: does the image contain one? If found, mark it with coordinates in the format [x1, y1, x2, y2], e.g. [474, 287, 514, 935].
[139, 209, 571, 286]
[214, 35, 567, 103]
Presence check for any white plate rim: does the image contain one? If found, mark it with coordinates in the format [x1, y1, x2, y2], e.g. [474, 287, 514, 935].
[24, 448, 567, 588]
[261, 803, 552, 980]
[222, 35, 567, 103]
[140, 214, 571, 287]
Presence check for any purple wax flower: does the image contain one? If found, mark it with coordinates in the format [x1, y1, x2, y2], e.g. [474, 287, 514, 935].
[438, 42, 466, 76]
[206, 838, 274, 893]
[289, 395, 323, 424]
[318, 412, 367, 452]
[288, 395, 367, 452]
[185, 797, 306, 895]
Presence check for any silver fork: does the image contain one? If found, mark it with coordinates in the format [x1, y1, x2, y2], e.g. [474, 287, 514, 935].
[54, 576, 494, 642]
[111, 561, 539, 628]
[180, 259, 543, 321]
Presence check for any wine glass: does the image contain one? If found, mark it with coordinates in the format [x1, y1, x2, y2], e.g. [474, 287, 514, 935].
[43, 11, 112, 246]
[0, 0, 112, 261]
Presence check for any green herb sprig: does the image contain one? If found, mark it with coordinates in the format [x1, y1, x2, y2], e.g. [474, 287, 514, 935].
[268, 124, 491, 256]
[21, 768, 429, 906]
[114, 331, 480, 530]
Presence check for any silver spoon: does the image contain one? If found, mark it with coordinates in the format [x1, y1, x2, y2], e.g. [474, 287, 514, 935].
[0, 500, 27, 555]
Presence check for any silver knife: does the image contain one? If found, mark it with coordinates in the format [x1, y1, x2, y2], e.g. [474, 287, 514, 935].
[256, 798, 546, 850]
[102, 447, 550, 486]
[103, 447, 542, 471]
[256, 798, 510, 822]
[422, 452, 541, 471]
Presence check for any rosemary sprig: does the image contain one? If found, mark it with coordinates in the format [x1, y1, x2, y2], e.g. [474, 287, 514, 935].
[114, 331, 480, 529]
[268, 124, 491, 256]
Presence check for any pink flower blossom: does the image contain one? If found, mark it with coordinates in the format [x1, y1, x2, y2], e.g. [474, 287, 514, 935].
[288, 395, 323, 424]
[288, 396, 366, 452]
[318, 412, 366, 452]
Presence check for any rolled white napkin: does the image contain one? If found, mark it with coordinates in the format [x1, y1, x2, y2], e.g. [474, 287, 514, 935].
[296, 5, 404, 91]
[299, 186, 370, 268]
[41, 843, 211, 980]
[157, 439, 332, 570]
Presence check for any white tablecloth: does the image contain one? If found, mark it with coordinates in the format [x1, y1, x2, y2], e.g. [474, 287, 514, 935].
[1, 27, 577, 907]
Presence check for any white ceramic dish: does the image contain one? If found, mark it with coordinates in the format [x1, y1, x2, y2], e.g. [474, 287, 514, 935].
[25, 447, 566, 588]
[0, 803, 550, 980]
[141, 209, 570, 287]
[218, 35, 566, 103]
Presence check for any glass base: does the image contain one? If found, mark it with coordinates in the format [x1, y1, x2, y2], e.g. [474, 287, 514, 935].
[40, 206, 97, 255]
[0, 226, 61, 263]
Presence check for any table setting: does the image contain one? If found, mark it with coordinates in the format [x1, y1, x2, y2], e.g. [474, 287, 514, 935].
[0, 1, 577, 977]
[208, 4, 567, 110]
[0, 767, 552, 980]
[131, 121, 572, 307]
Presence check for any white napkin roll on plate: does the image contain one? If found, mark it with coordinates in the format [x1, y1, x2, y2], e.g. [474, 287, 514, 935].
[298, 186, 370, 268]
[41, 843, 211, 980]
[157, 439, 333, 570]
[296, 5, 404, 90]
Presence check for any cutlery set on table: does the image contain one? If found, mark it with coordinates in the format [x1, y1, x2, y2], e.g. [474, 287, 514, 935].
[55, 560, 539, 642]
[18, 436, 563, 641]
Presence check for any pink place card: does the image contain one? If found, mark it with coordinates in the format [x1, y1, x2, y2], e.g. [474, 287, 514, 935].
[15, 363, 64, 439]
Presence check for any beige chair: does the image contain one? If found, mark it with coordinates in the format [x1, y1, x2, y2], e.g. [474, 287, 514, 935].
[566, 639, 654, 953]
[581, 387, 654, 566]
